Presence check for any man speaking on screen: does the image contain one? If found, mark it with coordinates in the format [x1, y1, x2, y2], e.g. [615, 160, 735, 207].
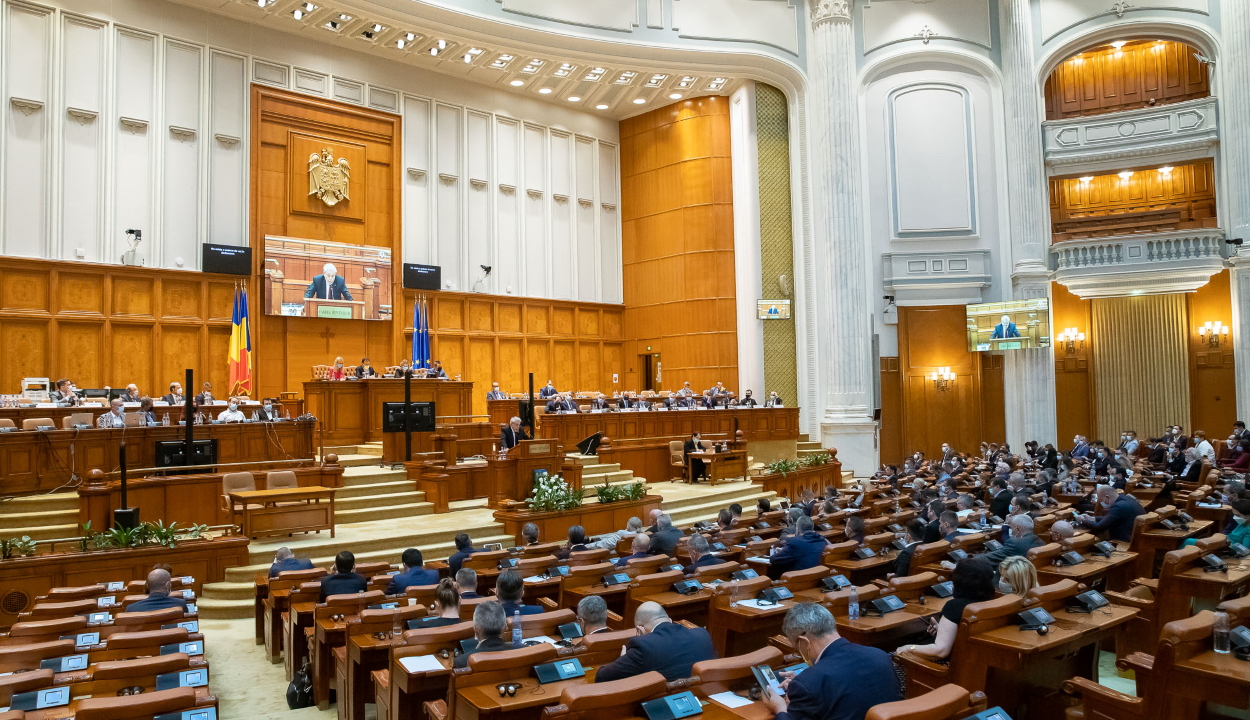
[305, 263, 353, 301]
[991, 313, 1019, 339]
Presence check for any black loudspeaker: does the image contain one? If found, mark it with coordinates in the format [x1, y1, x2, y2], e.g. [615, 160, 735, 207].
[112, 507, 140, 530]
[576, 433, 603, 455]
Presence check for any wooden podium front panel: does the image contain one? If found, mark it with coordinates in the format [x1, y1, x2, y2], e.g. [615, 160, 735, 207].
[303, 379, 474, 446]
[537, 408, 799, 445]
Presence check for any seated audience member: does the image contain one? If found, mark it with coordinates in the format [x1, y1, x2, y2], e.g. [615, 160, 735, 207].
[1175, 446, 1205, 485]
[1221, 440, 1250, 470]
[387, 548, 438, 594]
[355, 357, 377, 379]
[217, 397, 246, 423]
[904, 556, 995, 660]
[594, 602, 717, 682]
[768, 516, 828, 580]
[1049, 520, 1076, 545]
[954, 494, 981, 522]
[617, 534, 651, 567]
[922, 500, 945, 543]
[778, 507, 806, 542]
[556, 525, 591, 561]
[494, 570, 543, 616]
[889, 519, 926, 579]
[521, 522, 540, 547]
[1185, 499, 1250, 548]
[127, 569, 189, 613]
[998, 556, 1038, 596]
[320, 551, 369, 601]
[761, 603, 901, 720]
[448, 533, 480, 574]
[97, 398, 127, 428]
[939, 511, 961, 542]
[598, 516, 643, 551]
[412, 578, 464, 628]
[455, 568, 481, 599]
[648, 514, 684, 557]
[1193, 430, 1216, 465]
[268, 547, 314, 578]
[1076, 485, 1145, 542]
[576, 595, 611, 638]
[983, 515, 1043, 566]
[715, 509, 734, 533]
[684, 432, 707, 482]
[989, 478, 1013, 518]
[645, 509, 663, 534]
[683, 534, 729, 575]
[845, 516, 866, 545]
[453, 601, 511, 668]
[730, 502, 744, 524]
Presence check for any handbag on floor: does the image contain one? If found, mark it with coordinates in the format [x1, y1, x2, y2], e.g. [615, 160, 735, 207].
[287, 659, 314, 709]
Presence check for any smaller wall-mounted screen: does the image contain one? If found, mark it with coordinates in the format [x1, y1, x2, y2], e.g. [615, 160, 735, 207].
[202, 243, 252, 276]
[264, 236, 392, 320]
[966, 299, 1050, 352]
[403, 263, 442, 291]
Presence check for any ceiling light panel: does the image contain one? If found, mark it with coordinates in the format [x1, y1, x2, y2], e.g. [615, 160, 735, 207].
[488, 53, 516, 70]
[551, 62, 577, 78]
[614, 70, 638, 85]
[520, 58, 546, 74]
[676, 75, 698, 89]
[644, 73, 668, 88]
[583, 66, 609, 82]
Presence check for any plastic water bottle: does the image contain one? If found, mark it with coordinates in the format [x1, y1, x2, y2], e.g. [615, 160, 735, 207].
[512, 610, 523, 647]
[393, 609, 403, 642]
[162, 413, 170, 426]
[848, 587, 860, 620]
[1214, 611, 1231, 654]
[730, 580, 740, 608]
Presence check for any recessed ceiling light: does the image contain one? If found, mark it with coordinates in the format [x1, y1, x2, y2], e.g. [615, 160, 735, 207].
[1111, 41, 1126, 49]
[510, 79, 525, 87]
[669, 93, 682, 100]
[1079, 176, 1093, 184]
[538, 88, 553, 94]
[1118, 171, 1134, 180]
[567, 96, 581, 102]
[595, 104, 609, 110]
[632, 98, 646, 104]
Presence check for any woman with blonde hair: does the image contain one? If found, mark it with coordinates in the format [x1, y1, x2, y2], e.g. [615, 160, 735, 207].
[998, 555, 1038, 597]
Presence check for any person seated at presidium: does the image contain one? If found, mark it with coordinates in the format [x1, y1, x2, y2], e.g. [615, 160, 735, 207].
[486, 382, 507, 400]
[51, 378, 80, 406]
[138, 397, 158, 424]
[127, 569, 190, 613]
[427, 360, 448, 379]
[320, 551, 369, 602]
[269, 547, 315, 578]
[327, 357, 348, 381]
[991, 314, 1020, 339]
[761, 603, 901, 720]
[684, 432, 707, 482]
[392, 359, 412, 378]
[217, 397, 246, 423]
[387, 548, 438, 594]
[304, 262, 353, 300]
[454, 601, 512, 669]
[118, 383, 142, 403]
[194, 382, 216, 407]
[500, 417, 530, 450]
[538, 380, 559, 398]
[594, 601, 717, 683]
[412, 578, 464, 629]
[162, 381, 185, 406]
[356, 357, 377, 379]
[96, 398, 127, 428]
[901, 555, 996, 662]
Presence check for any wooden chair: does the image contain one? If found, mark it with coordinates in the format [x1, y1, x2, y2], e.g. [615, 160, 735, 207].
[21, 417, 55, 430]
[0, 639, 76, 674]
[425, 643, 558, 720]
[557, 562, 618, 610]
[541, 671, 669, 720]
[568, 548, 610, 566]
[865, 683, 988, 720]
[576, 628, 638, 666]
[522, 542, 564, 557]
[777, 565, 832, 592]
[266, 470, 299, 490]
[908, 540, 952, 574]
[508, 608, 576, 638]
[885, 572, 943, 602]
[893, 594, 1026, 697]
[688, 646, 782, 696]
[26, 598, 98, 620]
[1, 616, 88, 646]
[669, 441, 687, 482]
[221, 471, 258, 526]
[335, 606, 429, 720]
[381, 623, 476, 720]
[622, 555, 672, 577]
[76, 686, 202, 720]
[405, 584, 441, 608]
[692, 560, 742, 583]
[1026, 542, 1064, 570]
[457, 596, 489, 620]
[91, 627, 195, 663]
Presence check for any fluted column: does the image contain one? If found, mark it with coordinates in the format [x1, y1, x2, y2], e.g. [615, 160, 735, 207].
[808, 0, 877, 474]
[998, 0, 1057, 449]
[1222, 1, 1250, 417]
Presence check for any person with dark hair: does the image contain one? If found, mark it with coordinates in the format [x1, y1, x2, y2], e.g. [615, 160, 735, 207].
[521, 523, 540, 546]
[845, 516, 865, 545]
[683, 534, 730, 575]
[495, 570, 544, 616]
[319, 551, 368, 601]
[922, 499, 945, 543]
[903, 556, 995, 661]
[938, 511, 960, 542]
[448, 533, 479, 574]
[556, 525, 590, 561]
[387, 548, 438, 594]
[728, 503, 743, 523]
[768, 516, 828, 580]
[715, 508, 734, 532]
[757, 497, 771, 515]
[453, 601, 510, 668]
[412, 578, 464, 629]
[890, 518, 927, 579]
[684, 431, 707, 482]
[989, 478, 1013, 519]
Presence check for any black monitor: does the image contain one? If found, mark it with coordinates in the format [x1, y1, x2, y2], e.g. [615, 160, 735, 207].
[402, 263, 441, 290]
[155, 439, 219, 468]
[201, 244, 252, 276]
[382, 402, 436, 433]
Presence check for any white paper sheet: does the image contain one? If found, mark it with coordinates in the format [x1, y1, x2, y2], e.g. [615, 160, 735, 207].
[708, 691, 753, 708]
[398, 655, 445, 673]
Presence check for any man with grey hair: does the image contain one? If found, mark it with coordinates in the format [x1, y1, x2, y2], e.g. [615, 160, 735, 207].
[598, 515, 644, 551]
[983, 514, 1042, 565]
[594, 601, 716, 682]
[453, 600, 510, 668]
[454, 568, 481, 599]
[1076, 484, 1144, 542]
[616, 533, 651, 567]
[683, 534, 729, 575]
[501, 416, 529, 451]
[521, 522, 540, 546]
[304, 262, 352, 300]
[127, 569, 188, 613]
[268, 547, 315, 577]
[576, 595, 611, 637]
[648, 514, 683, 557]
[768, 516, 828, 580]
[761, 603, 899, 719]
[1049, 520, 1076, 545]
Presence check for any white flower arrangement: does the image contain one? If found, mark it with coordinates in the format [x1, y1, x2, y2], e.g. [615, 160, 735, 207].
[529, 471, 585, 512]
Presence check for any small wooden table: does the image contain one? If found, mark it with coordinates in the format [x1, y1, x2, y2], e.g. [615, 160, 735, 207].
[1130, 520, 1212, 579]
[228, 485, 337, 539]
[688, 451, 748, 485]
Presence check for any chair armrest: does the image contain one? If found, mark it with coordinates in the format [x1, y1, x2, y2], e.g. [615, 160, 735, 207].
[1116, 652, 1154, 676]
[768, 635, 794, 654]
[1062, 677, 1144, 718]
[607, 610, 623, 624]
[872, 579, 890, 590]
[542, 704, 571, 719]
[892, 649, 949, 676]
[1103, 591, 1154, 611]
[424, 699, 448, 720]
[538, 597, 558, 610]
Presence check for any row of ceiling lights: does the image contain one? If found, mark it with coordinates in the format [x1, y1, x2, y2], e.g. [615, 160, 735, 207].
[1071, 39, 1168, 64]
[1077, 166, 1175, 184]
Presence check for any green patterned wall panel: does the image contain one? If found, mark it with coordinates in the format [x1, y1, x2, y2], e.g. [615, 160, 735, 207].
[755, 83, 799, 407]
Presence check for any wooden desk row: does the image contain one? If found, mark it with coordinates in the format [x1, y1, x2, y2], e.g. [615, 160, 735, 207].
[536, 407, 800, 446]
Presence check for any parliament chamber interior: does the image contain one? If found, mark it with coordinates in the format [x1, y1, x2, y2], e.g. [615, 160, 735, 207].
[1, 1, 1249, 720]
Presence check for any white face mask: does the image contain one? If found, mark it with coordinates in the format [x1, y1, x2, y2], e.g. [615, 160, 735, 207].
[264, 404, 272, 411]
[229, 403, 238, 411]
[1235, 515, 1247, 526]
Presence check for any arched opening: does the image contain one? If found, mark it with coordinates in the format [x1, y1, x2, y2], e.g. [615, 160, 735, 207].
[1043, 38, 1210, 121]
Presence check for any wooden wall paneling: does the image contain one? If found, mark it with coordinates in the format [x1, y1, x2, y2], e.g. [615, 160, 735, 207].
[879, 357, 903, 465]
[1052, 282, 1095, 444]
[1043, 39, 1210, 120]
[1187, 270, 1236, 436]
[980, 354, 1006, 445]
[1051, 159, 1217, 235]
[897, 306, 985, 458]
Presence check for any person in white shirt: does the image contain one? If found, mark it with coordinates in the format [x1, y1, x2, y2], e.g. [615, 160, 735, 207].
[1192, 430, 1216, 465]
[96, 398, 126, 428]
[217, 397, 246, 423]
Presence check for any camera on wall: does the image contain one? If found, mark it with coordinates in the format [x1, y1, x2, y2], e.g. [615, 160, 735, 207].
[1227, 238, 1244, 246]
[121, 229, 145, 266]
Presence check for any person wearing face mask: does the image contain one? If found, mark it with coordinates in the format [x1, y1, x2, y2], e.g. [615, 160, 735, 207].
[766, 390, 783, 407]
[327, 356, 347, 381]
[217, 397, 246, 423]
[1118, 430, 1139, 455]
[1069, 435, 1091, 460]
[738, 389, 757, 407]
[1222, 440, 1250, 473]
[684, 431, 707, 482]
[1186, 499, 1250, 549]
[486, 382, 507, 400]
[1090, 446, 1112, 477]
[161, 381, 185, 406]
[96, 398, 127, 428]
[1077, 485, 1144, 542]
[193, 382, 216, 408]
[258, 399, 281, 422]
[760, 602, 900, 720]
[393, 359, 412, 378]
[355, 357, 377, 379]
[1192, 430, 1216, 465]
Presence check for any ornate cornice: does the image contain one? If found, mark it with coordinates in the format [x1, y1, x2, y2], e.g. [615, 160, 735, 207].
[812, 0, 851, 28]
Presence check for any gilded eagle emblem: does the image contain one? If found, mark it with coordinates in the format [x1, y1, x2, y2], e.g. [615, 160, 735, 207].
[308, 148, 351, 206]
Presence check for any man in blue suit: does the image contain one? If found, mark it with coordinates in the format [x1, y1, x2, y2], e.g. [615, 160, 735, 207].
[683, 535, 730, 575]
[386, 548, 438, 594]
[616, 534, 651, 567]
[127, 569, 189, 614]
[594, 602, 717, 682]
[268, 547, 315, 578]
[990, 314, 1019, 339]
[763, 603, 900, 720]
[494, 570, 545, 616]
[767, 517, 829, 580]
[1077, 485, 1145, 542]
[304, 263, 353, 300]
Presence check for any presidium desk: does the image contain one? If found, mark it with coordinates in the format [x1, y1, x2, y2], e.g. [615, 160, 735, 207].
[302, 379, 474, 447]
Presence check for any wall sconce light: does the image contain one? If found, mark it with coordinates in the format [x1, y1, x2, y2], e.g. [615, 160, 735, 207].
[930, 367, 955, 392]
[1118, 171, 1134, 181]
[1058, 327, 1086, 355]
[1158, 166, 1174, 176]
[1079, 176, 1093, 184]
[1198, 320, 1229, 347]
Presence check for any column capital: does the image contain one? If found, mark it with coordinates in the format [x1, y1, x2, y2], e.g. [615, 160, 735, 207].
[811, 0, 852, 28]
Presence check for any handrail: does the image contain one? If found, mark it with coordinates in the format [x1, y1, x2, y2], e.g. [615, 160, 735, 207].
[92, 456, 322, 479]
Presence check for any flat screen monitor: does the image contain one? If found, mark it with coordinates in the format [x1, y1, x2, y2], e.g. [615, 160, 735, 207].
[382, 402, 436, 433]
[201, 244, 252, 276]
[154, 440, 219, 468]
[403, 263, 441, 290]
[264, 236, 392, 321]
[966, 299, 1050, 352]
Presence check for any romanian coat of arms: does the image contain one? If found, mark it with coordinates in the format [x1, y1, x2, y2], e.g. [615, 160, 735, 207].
[308, 148, 351, 206]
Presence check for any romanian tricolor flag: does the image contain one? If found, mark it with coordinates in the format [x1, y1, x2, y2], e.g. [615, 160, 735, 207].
[228, 285, 253, 395]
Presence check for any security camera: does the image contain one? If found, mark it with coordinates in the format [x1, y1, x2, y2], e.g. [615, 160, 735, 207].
[125, 229, 142, 240]
[480, 265, 493, 275]
[1227, 238, 1244, 246]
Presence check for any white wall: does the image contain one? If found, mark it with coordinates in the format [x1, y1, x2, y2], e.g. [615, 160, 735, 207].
[0, 0, 622, 303]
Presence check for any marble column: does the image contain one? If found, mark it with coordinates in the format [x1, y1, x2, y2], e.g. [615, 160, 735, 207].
[808, 0, 877, 474]
[998, 0, 1057, 449]
[1221, 0, 1250, 417]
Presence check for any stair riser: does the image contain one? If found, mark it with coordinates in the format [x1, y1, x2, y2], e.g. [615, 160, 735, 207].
[335, 494, 427, 511]
[0, 500, 79, 515]
[335, 505, 434, 524]
[334, 483, 419, 499]
[0, 512, 79, 529]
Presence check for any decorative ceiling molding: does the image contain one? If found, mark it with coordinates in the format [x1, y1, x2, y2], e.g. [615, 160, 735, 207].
[499, 183, 516, 194]
[10, 98, 44, 115]
[438, 172, 458, 184]
[469, 178, 488, 189]
[66, 107, 98, 124]
[812, 0, 852, 28]
[526, 188, 544, 199]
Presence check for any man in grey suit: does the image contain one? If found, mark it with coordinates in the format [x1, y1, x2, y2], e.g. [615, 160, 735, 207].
[647, 514, 684, 557]
[486, 383, 507, 400]
[982, 514, 1044, 566]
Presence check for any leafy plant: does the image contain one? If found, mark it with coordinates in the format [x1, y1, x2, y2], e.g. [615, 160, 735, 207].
[147, 520, 181, 548]
[0, 536, 37, 559]
[529, 472, 584, 512]
[798, 452, 831, 468]
[765, 458, 801, 477]
[595, 479, 623, 505]
[622, 481, 646, 501]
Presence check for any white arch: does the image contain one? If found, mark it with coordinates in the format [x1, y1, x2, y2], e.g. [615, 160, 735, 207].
[1036, 19, 1222, 88]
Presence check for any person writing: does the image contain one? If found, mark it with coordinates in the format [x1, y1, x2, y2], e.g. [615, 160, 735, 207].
[304, 262, 353, 300]
[355, 357, 377, 379]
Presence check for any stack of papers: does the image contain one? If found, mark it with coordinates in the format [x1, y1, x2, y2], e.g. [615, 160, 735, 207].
[708, 692, 753, 709]
[397, 655, 445, 673]
[734, 598, 784, 610]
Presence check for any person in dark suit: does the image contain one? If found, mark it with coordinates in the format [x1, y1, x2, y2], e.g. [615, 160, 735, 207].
[544, 397, 563, 413]
[556, 526, 591, 561]
[700, 392, 719, 409]
[427, 360, 448, 379]
[193, 382, 215, 408]
[500, 417, 529, 451]
[118, 384, 142, 403]
[51, 378, 80, 407]
[355, 358, 378, 379]
[560, 395, 579, 412]
[304, 263, 353, 300]
[393, 360, 412, 378]
[1233, 421, 1250, 447]
[982, 515, 1044, 566]
[761, 603, 900, 720]
[319, 551, 369, 602]
[453, 601, 513, 668]
[922, 500, 944, 543]
[768, 517, 829, 580]
[684, 432, 707, 482]
[890, 518, 927, 579]
[161, 381, 185, 407]
[616, 534, 651, 567]
[412, 579, 466, 629]
[387, 548, 439, 594]
[448, 534, 479, 574]
[137, 397, 158, 425]
[988, 478, 1013, 519]
[538, 381, 559, 399]
[269, 547, 315, 578]
[1077, 486, 1145, 542]
[683, 535, 729, 575]
[738, 390, 757, 407]
[127, 569, 190, 613]
[589, 394, 610, 410]
[766, 391, 783, 407]
[990, 314, 1020, 339]
[647, 515, 684, 557]
[258, 400, 282, 422]
[594, 602, 717, 682]
[844, 516, 865, 546]
[495, 570, 544, 616]
[455, 569, 481, 599]
[939, 511, 961, 543]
